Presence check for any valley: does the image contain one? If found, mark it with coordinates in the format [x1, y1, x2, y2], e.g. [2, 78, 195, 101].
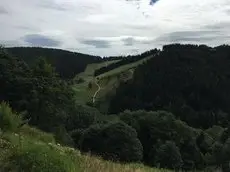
[1, 44, 230, 172]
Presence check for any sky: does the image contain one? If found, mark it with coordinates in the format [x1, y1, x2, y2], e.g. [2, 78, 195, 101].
[0, 0, 230, 56]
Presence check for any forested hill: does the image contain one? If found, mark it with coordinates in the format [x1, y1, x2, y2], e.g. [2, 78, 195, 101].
[6, 47, 102, 79]
[109, 44, 230, 129]
[2, 45, 230, 171]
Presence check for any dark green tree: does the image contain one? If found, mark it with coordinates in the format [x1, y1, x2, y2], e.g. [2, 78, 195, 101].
[27, 58, 75, 131]
[110, 44, 230, 129]
[155, 141, 183, 169]
[79, 121, 143, 162]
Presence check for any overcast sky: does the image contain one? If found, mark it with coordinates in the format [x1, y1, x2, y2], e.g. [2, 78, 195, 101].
[0, 0, 230, 56]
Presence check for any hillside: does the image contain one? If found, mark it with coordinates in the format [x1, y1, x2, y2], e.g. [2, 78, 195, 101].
[73, 52, 155, 113]
[1, 45, 230, 171]
[6, 47, 102, 79]
[0, 122, 170, 172]
[109, 44, 230, 129]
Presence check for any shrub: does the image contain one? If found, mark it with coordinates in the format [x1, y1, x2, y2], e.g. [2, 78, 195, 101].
[53, 125, 74, 147]
[0, 102, 23, 133]
[221, 138, 230, 172]
[155, 141, 183, 169]
[66, 104, 101, 131]
[80, 121, 143, 162]
[70, 129, 85, 149]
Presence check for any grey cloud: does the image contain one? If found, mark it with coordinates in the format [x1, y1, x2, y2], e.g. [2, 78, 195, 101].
[155, 30, 228, 43]
[122, 37, 153, 46]
[0, 6, 8, 14]
[80, 39, 111, 48]
[123, 37, 136, 46]
[226, 9, 230, 14]
[23, 34, 61, 47]
[204, 22, 230, 30]
[38, 1, 68, 11]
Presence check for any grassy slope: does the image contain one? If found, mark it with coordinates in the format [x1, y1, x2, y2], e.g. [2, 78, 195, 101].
[0, 126, 170, 172]
[73, 56, 153, 110]
[73, 60, 120, 104]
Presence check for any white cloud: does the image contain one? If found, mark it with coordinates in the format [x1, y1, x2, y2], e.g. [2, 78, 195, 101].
[0, 0, 230, 56]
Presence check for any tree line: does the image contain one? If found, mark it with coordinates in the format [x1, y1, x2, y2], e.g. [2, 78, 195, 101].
[7, 47, 102, 79]
[94, 49, 159, 76]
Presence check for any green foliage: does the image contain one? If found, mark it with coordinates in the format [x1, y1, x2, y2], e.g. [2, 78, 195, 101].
[204, 141, 223, 166]
[0, 102, 23, 133]
[155, 141, 183, 169]
[53, 125, 74, 147]
[205, 125, 225, 141]
[110, 44, 230, 129]
[119, 110, 204, 169]
[3, 44, 230, 171]
[70, 129, 85, 149]
[27, 58, 75, 131]
[80, 121, 143, 162]
[220, 127, 230, 143]
[0, 51, 76, 132]
[221, 138, 230, 162]
[66, 104, 102, 131]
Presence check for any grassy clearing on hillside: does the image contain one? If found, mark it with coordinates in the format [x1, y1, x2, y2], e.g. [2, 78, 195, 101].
[0, 128, 170, 172]
[73, 60, 120, 104]
[73, 56, 153, 107]
[97, 55, 152, 79]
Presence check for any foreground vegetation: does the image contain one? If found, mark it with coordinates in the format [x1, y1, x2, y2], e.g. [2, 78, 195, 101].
[0, 103, 169, 172]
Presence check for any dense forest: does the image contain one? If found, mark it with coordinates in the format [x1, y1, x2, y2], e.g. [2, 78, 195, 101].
[1, 45, 230, 171]
[110, 44, 230, 129]
[7, 47, 102, 79]
[94, 49, 159, 76]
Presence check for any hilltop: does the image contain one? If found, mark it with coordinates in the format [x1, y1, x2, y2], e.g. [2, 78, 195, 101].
[6, 47, 102, 79]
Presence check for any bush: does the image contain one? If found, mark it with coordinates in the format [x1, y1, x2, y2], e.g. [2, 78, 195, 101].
[66, 104, 102, 131]
[119, 110, 203, 169]
[70, 129, 85, 149]
[155, 141, 183, 169]
[0, 102, 23, 133]
[80, 121, 143, 162]
[53, 126, 74, 147]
